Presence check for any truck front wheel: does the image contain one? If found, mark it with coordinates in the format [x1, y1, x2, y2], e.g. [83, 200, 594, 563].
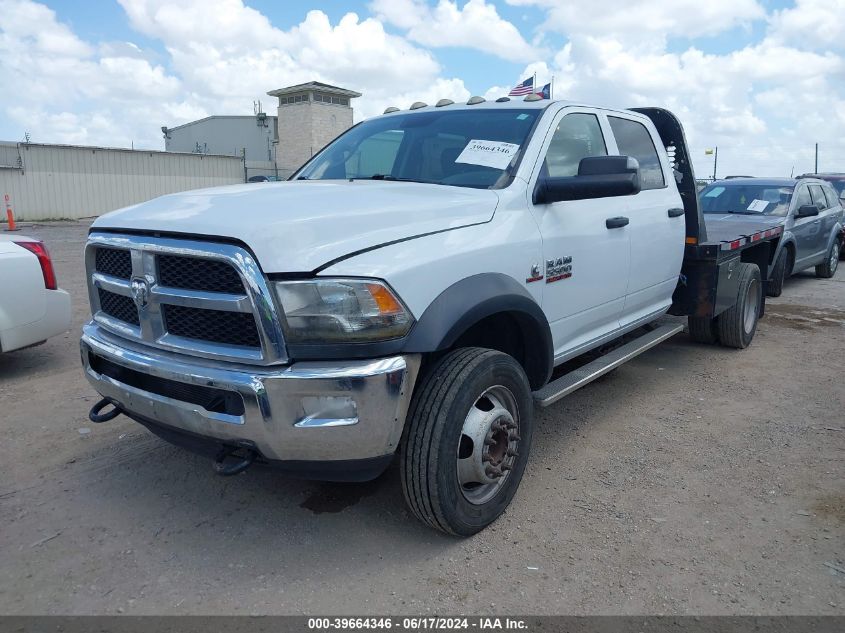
[717, 263, 762, 349]
[400, 348, 533, 536]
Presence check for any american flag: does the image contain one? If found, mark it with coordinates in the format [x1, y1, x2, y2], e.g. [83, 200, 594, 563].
[508, 77, 534, 96]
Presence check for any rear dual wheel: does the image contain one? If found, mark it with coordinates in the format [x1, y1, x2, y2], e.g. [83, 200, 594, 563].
[688, 262, 761, 349]
[400, 348, 533, 536]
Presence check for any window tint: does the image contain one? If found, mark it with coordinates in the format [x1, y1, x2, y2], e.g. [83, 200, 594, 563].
[543, 113, 607, 178]
[809, 184, 828, 209]
[823, 184, 840, 208]
[296, 108, 542, 189]
[608, 116, 665, 190]
[793, 186, 812, 209]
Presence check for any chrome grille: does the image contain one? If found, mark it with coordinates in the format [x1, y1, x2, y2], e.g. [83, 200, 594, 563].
[98, 288, 140, 326]
[85, 234, 287, 365]
[158, 254, 245, 294]
[162, 304, 261, 347]
[95, 247, 132, 280]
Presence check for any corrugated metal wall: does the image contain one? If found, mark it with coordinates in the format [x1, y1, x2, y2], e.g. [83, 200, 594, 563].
[0, 142, 244, 221]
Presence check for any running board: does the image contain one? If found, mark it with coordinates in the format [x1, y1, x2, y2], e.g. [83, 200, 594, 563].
[533, 323, 684, 408]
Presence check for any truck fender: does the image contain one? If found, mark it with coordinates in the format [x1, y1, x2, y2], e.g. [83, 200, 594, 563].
[403, 273, 553, 388]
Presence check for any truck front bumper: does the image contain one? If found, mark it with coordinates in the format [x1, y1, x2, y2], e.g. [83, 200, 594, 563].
[80, 322, 420, 481]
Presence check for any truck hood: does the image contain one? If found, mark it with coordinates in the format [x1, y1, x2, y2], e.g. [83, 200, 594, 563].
[93, 180, 499, 272]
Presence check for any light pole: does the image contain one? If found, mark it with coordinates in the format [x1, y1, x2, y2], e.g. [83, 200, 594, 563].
[705, 147, 718, 181]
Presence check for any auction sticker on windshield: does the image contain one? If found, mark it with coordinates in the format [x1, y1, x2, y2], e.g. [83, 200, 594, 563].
[747, 199, 770, 212]
[455, 140, 519, 170]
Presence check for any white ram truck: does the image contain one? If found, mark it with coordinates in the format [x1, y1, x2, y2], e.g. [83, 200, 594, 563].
[80, 99, 783, 535]
[1, 235, 71, 353]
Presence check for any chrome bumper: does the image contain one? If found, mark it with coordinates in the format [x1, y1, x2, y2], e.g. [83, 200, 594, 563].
[80, 322, 420, 463]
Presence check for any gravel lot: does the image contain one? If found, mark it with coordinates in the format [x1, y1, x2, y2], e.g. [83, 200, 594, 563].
[1, 220, 843, 615]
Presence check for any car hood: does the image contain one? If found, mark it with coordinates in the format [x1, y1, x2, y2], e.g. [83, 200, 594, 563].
[93, 180, 499, 272]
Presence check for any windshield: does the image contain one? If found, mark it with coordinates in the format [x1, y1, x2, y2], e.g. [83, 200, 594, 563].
[294, 108, 542, 189]
[700, 183, 793, 217]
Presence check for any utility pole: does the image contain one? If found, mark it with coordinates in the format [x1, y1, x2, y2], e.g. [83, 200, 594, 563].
[814, 143, 818, 173]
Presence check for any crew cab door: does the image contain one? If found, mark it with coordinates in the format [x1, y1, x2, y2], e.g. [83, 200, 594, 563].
[528, 108, 630, 359]
[605, 114, 685, 326]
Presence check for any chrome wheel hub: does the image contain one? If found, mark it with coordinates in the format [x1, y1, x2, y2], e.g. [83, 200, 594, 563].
[456, 385, 520, 505]
[831, 243, 839, 273]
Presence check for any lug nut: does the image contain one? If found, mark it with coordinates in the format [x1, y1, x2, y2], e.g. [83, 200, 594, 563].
[508, 433, 521, 441]
[484, 437, 496, 446]
[482, 454, 492, 463]
[501, 463, 513, 472]
[506, 449, 519, 457]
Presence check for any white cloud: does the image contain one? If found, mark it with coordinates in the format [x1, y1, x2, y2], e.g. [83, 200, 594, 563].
[503, 0, 845, 176]
[1, 0, 843, 177]
[768, 0, 845, 51]
[506, 0, 765, 48]
[116, 0, 464, 121]
[370, 0, 539, 61]
[0, 0, 470, 145]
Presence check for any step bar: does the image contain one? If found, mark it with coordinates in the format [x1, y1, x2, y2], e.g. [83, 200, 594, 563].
[533, 323, 684, 408]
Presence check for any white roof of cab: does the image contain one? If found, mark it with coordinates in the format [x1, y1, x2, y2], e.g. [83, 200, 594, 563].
[372, 98, 644, 120]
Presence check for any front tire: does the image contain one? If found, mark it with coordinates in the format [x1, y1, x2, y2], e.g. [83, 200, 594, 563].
[400, 348, 533, 536]
[717, 263, 761, 349]
[815, 240, 840, 278]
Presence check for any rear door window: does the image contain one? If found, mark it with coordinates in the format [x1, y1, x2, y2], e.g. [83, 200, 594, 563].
[608, 116, 665, 190]
[809, 184, 828, 209]
[823, 184, 840, 208]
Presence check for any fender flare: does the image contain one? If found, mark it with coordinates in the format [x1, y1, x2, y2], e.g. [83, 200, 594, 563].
[771, 232, 796, 270]
[827, 221, 843, 252]
[403, 273, 553, 388]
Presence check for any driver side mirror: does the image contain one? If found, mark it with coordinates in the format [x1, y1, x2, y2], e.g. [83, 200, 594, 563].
[795, 204, 820, 218]
[533, 155, 642, 204]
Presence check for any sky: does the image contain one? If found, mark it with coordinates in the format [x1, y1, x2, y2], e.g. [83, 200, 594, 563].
[0, 0, 843, 179]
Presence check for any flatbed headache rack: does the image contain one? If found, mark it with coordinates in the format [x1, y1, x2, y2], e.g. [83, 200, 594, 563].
[632, 107, 783, 320]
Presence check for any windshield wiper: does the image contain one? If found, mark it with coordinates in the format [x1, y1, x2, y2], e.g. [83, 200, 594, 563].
[726, 210, 758, 215]
[356, 174, 433, 184]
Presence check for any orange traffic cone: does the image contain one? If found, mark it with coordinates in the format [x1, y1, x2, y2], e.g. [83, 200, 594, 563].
[4, 194, 20, 231]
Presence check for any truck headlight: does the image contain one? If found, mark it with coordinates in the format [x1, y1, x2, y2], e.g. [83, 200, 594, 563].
[274, 279, 413, 343]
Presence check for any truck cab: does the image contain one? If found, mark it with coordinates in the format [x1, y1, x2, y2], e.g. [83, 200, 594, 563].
[81, 97, 772, 535]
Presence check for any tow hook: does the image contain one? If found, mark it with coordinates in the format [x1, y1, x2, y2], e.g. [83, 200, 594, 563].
[88, 398, 124, 423]
[212, 446, 257, 476]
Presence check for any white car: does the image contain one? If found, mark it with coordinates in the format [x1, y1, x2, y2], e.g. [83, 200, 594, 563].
[0, 235, 71, 352]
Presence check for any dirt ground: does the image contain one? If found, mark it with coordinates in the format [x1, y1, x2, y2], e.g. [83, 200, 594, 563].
[0, 220, 843, 615]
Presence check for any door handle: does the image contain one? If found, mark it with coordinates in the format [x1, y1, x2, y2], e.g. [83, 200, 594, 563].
[668, 207, 685, 218]
[606, 216, 629, 229]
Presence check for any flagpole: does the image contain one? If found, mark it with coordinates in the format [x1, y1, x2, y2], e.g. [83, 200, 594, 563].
[533, 72, 537, 91]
